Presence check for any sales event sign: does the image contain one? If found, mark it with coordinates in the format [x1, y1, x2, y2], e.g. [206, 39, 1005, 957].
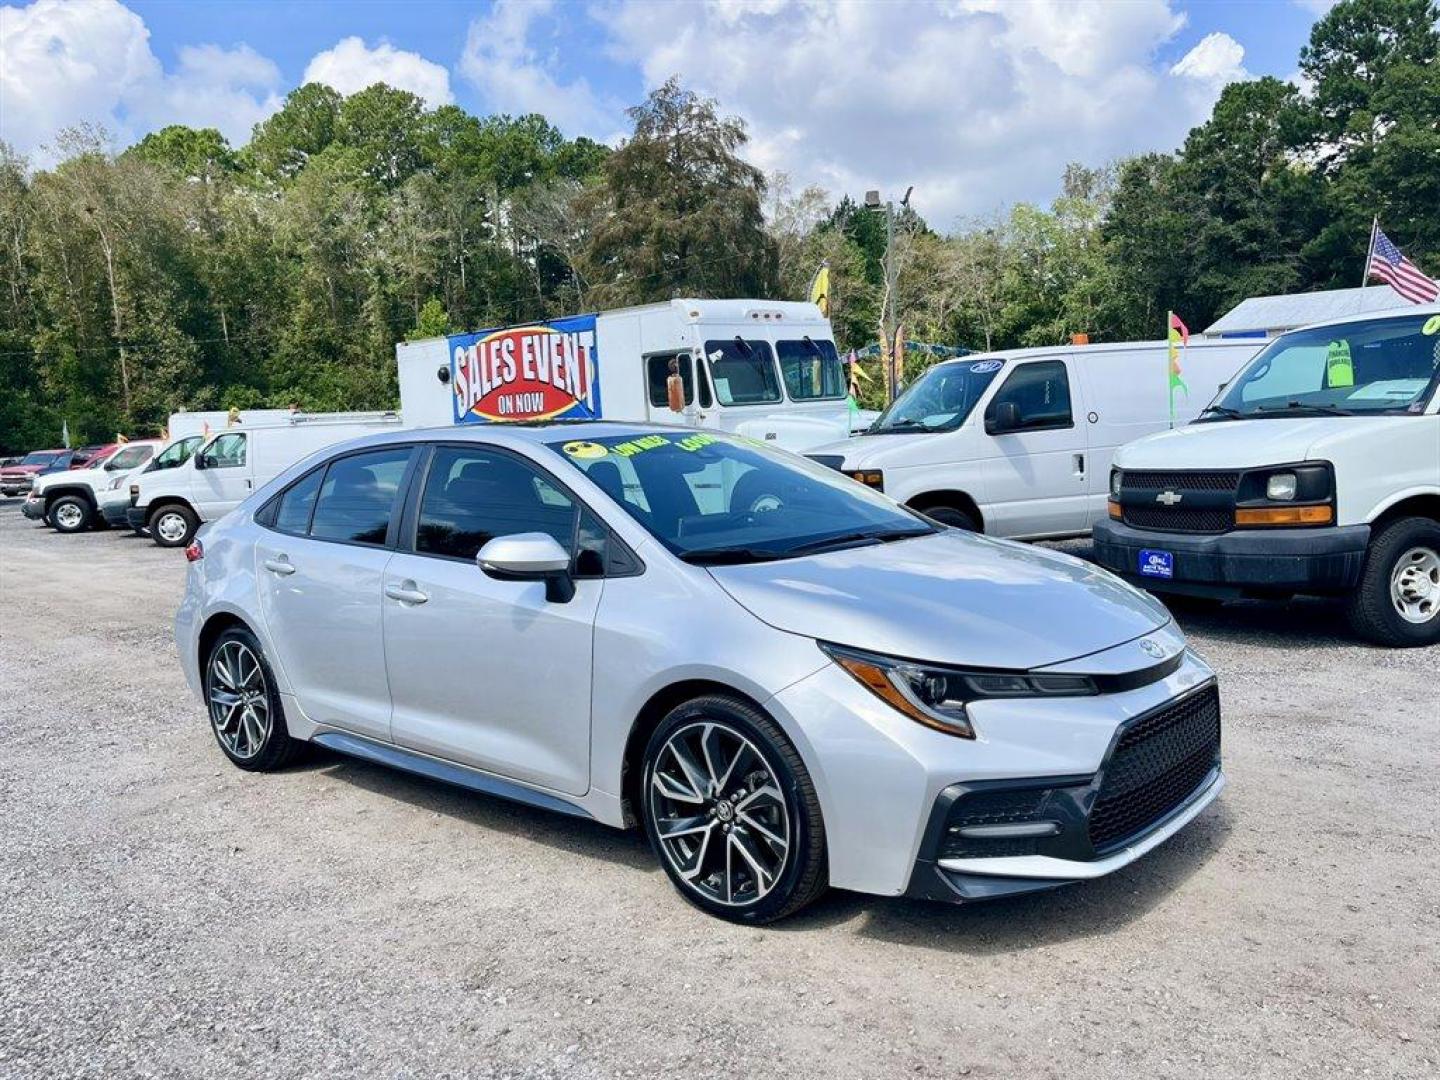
[450, 314, 602, 424]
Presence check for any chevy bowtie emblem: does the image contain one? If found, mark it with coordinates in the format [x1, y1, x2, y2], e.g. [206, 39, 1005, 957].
[1139, 638, 1167, 659]
[1156, 490, 1183, 506]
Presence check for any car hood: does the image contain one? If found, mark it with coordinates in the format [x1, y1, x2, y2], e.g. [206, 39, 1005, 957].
[807, 430, 938, 467]
[0, 464, 45, 477]
[707, 531, 1173, 671]
[1114, 416, 1405, 469]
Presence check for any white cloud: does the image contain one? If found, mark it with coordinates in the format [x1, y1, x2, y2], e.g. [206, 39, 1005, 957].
[0, 0, 282, 159]
[458, 0, 620, 139]
[592, 0, 1249, 226]
[302, 36, 453, 107]
[1292, 0, 1339, 14]
[1171, 32, 1249, 87]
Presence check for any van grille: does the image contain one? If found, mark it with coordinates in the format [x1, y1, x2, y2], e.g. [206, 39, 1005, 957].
[1123, 470, 1239, 492]
[1089, 684, 1221, 853]
[1123, 506, 1232, 533]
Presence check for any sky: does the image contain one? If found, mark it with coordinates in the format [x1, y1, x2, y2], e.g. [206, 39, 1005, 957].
[0, 0, 1337, 227]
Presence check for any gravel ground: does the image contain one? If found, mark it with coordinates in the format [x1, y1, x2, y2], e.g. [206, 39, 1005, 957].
[1, 502, 1437, 1080]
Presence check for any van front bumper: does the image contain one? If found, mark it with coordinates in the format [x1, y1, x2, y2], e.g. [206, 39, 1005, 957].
[1092, 519, 1370, 597]
[125, 506, 149, 531]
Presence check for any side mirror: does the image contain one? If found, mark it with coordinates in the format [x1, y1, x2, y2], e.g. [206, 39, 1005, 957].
[986, 400, 1022, 435]
[477, 532, 575, 603]
[194, 453, 210, 470]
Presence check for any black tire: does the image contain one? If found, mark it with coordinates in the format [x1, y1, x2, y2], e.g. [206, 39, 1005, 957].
[149, 503, 199, 547]
[49, 494, 93, 534]
[641, 695, 827, 924]
[1346, 516, 1440, 647]
[920, 504, 979, 531]
[203, 626, 304, 771]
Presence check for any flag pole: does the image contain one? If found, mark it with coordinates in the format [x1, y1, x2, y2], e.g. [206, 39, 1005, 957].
[1360, 216, 1378, 288]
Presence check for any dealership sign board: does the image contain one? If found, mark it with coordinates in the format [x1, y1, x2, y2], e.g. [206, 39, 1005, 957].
[449, 314, 602, 424]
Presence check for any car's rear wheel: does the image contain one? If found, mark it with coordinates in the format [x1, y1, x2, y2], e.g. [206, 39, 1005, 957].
[50, 495, 92, 533]
[641, 695, 827, 924]
[150, 504, 198, 547]
[1347, 517, 1440, 647]
[204, 626, 303, 771]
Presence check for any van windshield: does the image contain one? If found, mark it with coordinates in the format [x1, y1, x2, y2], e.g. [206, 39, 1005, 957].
[865, 358, 1006, 434]
[776, 339, 846, 400]
[151, 436, 202, 470]
[1208, 312, 1440, 419]
[703, 339, 782, 405]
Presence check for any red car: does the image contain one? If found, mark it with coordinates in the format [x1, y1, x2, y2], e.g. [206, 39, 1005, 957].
[1, 449, 70, 497]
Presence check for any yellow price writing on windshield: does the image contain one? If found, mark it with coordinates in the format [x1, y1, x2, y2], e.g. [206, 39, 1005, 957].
[1423, 314, 1440, 336]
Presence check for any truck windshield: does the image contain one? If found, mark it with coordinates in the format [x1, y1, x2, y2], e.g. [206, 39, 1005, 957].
[548, 431, 931, 562]
[703, 339, 782, 405]
[151, 436, 202, 470]
[20, 451, 62, 466]
[865, 358, 1006, 434]
[776, 339, 846, 400]
[1208, 312, 1440, 419]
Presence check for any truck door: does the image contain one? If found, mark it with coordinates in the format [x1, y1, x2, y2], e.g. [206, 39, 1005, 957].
[193, 432, 252, 518]
[644, 351, 713, 427]
[976, 358, 1090, 538]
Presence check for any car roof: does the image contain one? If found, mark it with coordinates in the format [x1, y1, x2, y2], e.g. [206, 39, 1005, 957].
[322, 420, 703, 457]
[1281, 300, 1440, 336]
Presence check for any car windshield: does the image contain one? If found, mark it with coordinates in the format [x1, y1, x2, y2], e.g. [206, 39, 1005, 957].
[547, 431, 933, 562]
[866, 357, 1006, 434]
[776, 339, 846, 400]
[1208, 312, 1440, 419]
[20, 451, 61, 466]
[703, 339, 782, 405]
[152, 437, 201, 469]
[105, 445, 152, 470]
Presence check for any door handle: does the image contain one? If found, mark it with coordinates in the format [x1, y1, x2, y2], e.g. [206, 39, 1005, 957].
[1073, 453, 1086, 477]
[385, 582, 429, 605]
[262, 557, 296, 576]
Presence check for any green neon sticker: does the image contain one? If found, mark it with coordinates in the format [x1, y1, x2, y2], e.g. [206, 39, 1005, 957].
[1424, 314, 1440, 336]
[1326, 340, 1354, 388]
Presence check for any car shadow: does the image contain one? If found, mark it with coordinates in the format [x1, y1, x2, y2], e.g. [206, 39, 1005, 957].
[1169, 597, 1361, 649]
[292, 744, 1233, 949]
[298, 745, 656, 871]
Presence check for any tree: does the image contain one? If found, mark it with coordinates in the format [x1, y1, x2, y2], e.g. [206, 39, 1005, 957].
[580, 78, 778, 305]
[245, 83, 343, 185]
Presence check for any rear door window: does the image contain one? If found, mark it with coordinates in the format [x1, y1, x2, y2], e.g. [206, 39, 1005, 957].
[309, 447, 414, 546]
[273, 467, 324, 535]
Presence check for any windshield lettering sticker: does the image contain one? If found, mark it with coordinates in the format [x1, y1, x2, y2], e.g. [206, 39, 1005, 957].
[969, 360, 1003, 374]
[561, 440, 609, 459]
[675, 432, 718, 452]
[612, 434, 670, 458]
[1325, 340, 1354, 389]
[1424, 315, 1440, 336]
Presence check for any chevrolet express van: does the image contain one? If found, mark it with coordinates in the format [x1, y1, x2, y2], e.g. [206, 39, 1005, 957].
[807, 338, 1264, 537]
[1095, 305, 1440, 646]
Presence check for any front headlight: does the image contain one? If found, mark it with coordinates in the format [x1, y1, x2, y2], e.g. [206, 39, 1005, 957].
[819, 642, 1097, 739]
[1265, 473, 1297, 501]
[1109, 469, 1122, 499]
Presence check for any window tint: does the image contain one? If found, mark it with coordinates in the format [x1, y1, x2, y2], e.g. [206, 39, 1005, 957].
[703, 339, 781, 405]
[309, 447, 412, 546]
[274, 467, 324, 535]
[647, 354, 694, 408]
[416, 447, 576, 561]
[777, 339, 846, 400]
[206, 433, 247, 467]
[988, 361, 1072, 430]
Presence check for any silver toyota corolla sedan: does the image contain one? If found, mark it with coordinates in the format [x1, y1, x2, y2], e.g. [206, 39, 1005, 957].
[176, 422, 1223, 923]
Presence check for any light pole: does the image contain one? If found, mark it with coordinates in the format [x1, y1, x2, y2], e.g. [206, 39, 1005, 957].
[865, 185, 912, 402]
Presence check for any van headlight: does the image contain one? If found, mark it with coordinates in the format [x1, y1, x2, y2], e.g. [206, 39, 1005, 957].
[819, 643, 1097, 739]
[1265, 473, 1297, 501]
[1110, 469, 1122, 499]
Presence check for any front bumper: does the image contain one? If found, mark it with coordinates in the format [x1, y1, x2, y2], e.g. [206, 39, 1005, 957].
[1, 479, 34, 496]
[100, 498, 133, 527]
[1092, 518, 1370, 597]
[125, 506, 149, 531]
[20, 497, 46, 521]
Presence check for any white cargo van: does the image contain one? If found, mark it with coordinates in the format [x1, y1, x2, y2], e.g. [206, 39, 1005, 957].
[397, 299, 852, 451]
[1094, 305, 1440, 646]
[806, 338, 1263, 537]
[129, 412, 404, 546]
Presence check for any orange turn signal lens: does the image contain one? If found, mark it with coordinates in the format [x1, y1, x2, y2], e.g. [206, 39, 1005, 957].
[1108, 499, 1122, 519]
[830, 653, 974, 738]
[1235, 505, 1333, 527]
[845, 469, 884, 489]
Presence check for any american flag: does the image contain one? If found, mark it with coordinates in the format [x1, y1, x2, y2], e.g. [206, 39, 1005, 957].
[1366, 226, 1439, 304]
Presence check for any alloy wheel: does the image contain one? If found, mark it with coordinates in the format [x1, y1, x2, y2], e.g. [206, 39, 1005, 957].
[647, 721, 791, 907]
[1390, 545, 1440, 625]
[208, 640, 272, 760]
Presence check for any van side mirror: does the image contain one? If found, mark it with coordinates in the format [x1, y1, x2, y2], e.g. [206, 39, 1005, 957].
[987, 400, 1022, 435]
[477, 532, 575, 603]
[194, 453, 210, 470]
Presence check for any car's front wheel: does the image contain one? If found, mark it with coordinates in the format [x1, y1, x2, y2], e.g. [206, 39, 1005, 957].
[49, 495, 92, 533]
[204, 626, 303, 771]
[641, 695, 827, 923]
[150, 504, 198, 547]
[1348, 517, 1440, 647]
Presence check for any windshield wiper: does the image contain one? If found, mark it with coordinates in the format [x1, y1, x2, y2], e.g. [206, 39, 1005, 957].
[1198, 405, 1244, 420]
[677, 546, 784, 566]
[786, 527, 931, 556]
[868, 418, 928, 434]
[1259, 401, 1355, 417]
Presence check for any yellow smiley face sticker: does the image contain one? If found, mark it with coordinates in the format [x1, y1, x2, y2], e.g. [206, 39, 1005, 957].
[1424, 314, 1440, 336]
[562, 440, 609, 460]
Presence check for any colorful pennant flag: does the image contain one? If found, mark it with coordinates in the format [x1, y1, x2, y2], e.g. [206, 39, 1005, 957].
[807, 262, 831, 317]
[1167, 311, 1190, 426]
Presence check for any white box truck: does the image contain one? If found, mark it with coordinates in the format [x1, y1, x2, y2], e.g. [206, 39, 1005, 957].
[128, 411, 404, 546]
[397, 299, 853, 451]
[806, 337, 1265, 538]
[1094, 305, 1440, 646]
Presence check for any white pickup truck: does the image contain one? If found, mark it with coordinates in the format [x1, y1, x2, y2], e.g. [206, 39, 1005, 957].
[23, 441, 162, 533]
[1094, 305, 1440, 647]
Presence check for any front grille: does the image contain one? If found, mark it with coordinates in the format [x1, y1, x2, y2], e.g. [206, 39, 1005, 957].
[1124, 470, 1239, 491]
[1123, 506, 1232, 532]
[1089, 684, 1221, 853]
